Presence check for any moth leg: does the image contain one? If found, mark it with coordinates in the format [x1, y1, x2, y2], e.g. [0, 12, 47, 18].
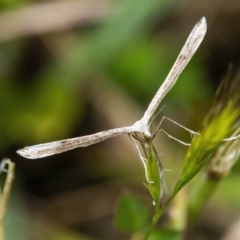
[159, 129, 191, 146]
[152, 116, 199, 140]
[128, 134, 153, 183]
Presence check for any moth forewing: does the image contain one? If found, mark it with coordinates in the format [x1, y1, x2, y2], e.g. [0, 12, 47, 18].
[141, 17, 207, 124]
[17, 126, 133, 159]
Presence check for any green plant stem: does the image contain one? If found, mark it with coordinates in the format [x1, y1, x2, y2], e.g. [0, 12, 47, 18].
[188, 172, 218, 226]
[143, 190, 179, 240]
[143, 207, 163, 240]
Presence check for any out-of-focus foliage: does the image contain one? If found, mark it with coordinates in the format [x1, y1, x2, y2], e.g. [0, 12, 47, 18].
[0, 0, 29, 10]
[114, 192, 150, 233]
[148, 229, 182, 240]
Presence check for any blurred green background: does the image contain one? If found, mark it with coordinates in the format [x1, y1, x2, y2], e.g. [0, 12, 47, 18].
[1, 0, 240, 239]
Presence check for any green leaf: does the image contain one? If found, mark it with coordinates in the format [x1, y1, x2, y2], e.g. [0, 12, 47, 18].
[146, 142, 162, 207]
[114, 192, 150, 233]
